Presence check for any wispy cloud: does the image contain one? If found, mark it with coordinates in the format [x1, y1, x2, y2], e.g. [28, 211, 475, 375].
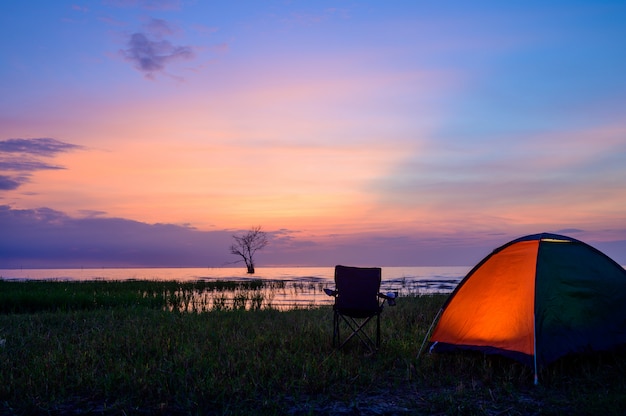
[0, 138, 83, 191]
[120, 18, 194, 78]
[0, 138, 83, 156]
[144, 17, 176, 36]
[0, 175, 23, 191]
[104, 0, 182, 11]
[277, 6, 351, 28]
[71, 4, 89, 13]
[0, 157, 64, 172]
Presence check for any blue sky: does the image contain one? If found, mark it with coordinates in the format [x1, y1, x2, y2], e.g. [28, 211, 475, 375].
[1, 1, 625, 268]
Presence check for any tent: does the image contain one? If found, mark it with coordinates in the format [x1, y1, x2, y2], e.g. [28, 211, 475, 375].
[427, 233, 626, 382]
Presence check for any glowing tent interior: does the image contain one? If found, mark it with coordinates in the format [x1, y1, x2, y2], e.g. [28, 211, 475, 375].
[427, 233, 626, 382]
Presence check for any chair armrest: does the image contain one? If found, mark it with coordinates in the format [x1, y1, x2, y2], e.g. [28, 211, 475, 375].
[378, 291, 397, 306]
[324, 288, 338, 297]
[377, 292, 397, 300]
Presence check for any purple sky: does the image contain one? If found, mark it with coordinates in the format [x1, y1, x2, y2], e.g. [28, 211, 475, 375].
[1, 1, 625, 268]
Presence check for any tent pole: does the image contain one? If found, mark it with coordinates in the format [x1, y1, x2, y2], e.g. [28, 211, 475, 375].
[417, 308, 443, 361]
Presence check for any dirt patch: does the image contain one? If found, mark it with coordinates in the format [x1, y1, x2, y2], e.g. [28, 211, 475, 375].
[286, 391, 416, 415]
[284, 385, 568, 416]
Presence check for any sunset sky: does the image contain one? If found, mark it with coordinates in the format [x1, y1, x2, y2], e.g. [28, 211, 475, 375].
[2, 0, 626, 268]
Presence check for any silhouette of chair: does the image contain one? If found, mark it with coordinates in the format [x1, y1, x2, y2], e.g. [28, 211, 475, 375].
[324, 265, 396, 353]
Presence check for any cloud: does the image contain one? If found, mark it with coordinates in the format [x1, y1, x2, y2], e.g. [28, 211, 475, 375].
[2, 205, 625, 268]
[71, 4, 89, 13]
[104, 0, 182, 10]
[0, 205, 234, 268]
[144, 17, 176, 37]
[0, 137, 83, 156]
[0, 157, 65, 172]
[555, 228, 585, 235]
[78, 209, 108, 217]
[0, 138, 83, 191]
[0, 175, 23, 191]
[0, 205, 488, 268]
[98, 16, 127, 27]
[120, 18, 194, 78]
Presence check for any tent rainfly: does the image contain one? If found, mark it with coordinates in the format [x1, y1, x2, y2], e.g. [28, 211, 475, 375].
[427, 233, 626, 383]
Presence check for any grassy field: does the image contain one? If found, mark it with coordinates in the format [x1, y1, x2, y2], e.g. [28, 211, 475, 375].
[0, 280, 625, 415]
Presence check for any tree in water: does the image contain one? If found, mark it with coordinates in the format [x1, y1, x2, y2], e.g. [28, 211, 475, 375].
[230, 226, 268, 274]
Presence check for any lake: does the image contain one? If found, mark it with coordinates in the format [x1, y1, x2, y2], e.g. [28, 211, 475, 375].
[0, 266, 469, 310]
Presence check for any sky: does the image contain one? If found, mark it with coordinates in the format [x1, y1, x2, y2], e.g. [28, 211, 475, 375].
[1, 0, 626, 268]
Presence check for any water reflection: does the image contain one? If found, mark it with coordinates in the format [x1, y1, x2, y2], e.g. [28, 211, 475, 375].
[170, 277, 460, 312]
[1, 266, 465, 311]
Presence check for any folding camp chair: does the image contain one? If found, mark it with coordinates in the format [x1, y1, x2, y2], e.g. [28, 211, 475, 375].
[324, 265, 396, 353]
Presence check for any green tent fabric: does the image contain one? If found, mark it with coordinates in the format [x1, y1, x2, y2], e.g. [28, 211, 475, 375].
[428, 233, 626, 381]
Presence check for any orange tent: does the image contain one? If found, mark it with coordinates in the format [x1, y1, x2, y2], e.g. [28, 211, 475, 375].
[427, 233, 626, 382]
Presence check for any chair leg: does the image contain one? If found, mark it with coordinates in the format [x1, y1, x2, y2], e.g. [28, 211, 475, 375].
[333, 310, 339, 347]
[376, 313, 380, 348]
[336, 315, 378, 354]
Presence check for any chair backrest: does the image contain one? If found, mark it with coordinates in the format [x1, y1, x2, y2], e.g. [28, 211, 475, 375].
[334, 265, 382, 313]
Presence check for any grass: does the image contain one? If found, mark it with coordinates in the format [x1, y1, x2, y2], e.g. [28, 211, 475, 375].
[0, 279, 304, 313]
[0, 281, 625, 415]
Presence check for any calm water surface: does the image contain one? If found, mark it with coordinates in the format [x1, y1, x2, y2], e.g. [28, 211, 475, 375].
[1, 266, 469, 309]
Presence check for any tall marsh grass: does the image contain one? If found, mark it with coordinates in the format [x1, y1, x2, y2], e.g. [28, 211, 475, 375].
[0, 279, 325, 314]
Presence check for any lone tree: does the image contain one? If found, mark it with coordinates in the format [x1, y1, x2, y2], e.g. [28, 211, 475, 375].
[230, 226, 268, 274]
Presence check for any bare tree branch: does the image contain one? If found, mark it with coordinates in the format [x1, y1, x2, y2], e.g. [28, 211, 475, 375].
[229, 226, 268, 274]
